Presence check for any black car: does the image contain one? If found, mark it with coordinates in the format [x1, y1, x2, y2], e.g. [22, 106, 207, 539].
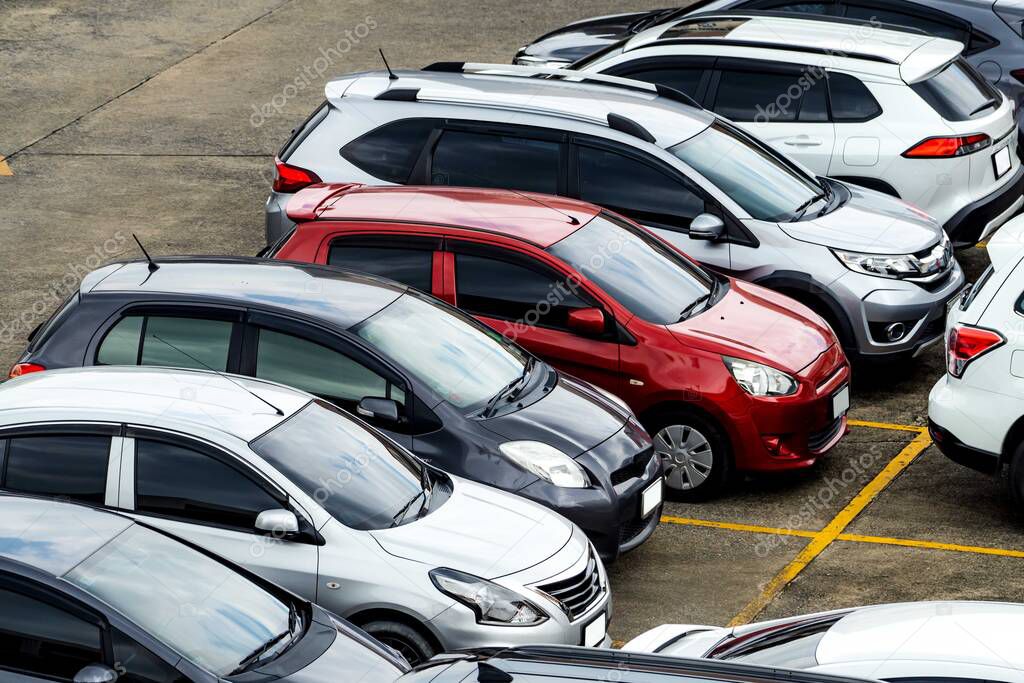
[11, 257, 662, 561]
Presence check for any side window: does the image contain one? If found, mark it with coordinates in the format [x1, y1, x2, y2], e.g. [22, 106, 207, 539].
[828, 72, 882, 121]
[841, 4, 968, 43]
[431, 130, 561, 194]
[747, 1, 833, 13]
[799, 75, 830, 122]
[97, 315, 234, 372]
[614, 66, 706, 99]
[713, 69, 800, 122]
[577, 146, 704, 231]
[327, 244, 433, 292]
[0, 587, 103, 681]
[135, 438, 280, 530]
[255, 328, 405, 408]
[340, 118, 437, 183]
[111, 629, 189, 683]
[2, 435, 111, 505]
[454, 252, 591, 330]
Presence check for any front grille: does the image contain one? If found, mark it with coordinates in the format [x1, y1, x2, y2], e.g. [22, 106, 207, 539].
[619, 517, 649, 545]
[537, 551, 603, 621]
[809, 416, 844, 452]
[610, 447, 654, 486]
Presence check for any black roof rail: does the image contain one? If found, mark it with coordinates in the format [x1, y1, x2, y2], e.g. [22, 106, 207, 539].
[375, 87, 419, 101]
[681, 9, 930, 35]
[607, 113, 655, 142]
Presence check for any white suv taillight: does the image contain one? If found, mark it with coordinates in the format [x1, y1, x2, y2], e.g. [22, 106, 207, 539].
[947, 324, 1004, 378]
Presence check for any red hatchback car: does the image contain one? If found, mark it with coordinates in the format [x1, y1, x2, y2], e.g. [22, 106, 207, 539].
[271, 183, 851, 499]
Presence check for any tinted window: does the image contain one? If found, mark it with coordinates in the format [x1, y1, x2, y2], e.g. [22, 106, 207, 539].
[3, 435, 110, 505]
[800, 75, 830, 122]
[327, 244, 433, 292]
[135, 438, 280, 529]
[0, 587, 102, 681]
[455, 253, 591, 330]
[97, 315, 234, 371]
[828, 72, 882, 121]
[842, 4, 967, 42]
[617, 66, 705, 99]
[111, 629, 189, 683]
[714, 69, 799, 122]
[341, 118, 437, 183]
[758, 1, 830, 12]
[255, 328, 404, 408]
[549, 214, 713, 324]
[251, 401, 425, 530]
[578, 146, 704, 230]
[911, 59, 999, 121]
[432, 130, 560, 194]
[97, 315, 143, 365]
[29, 292, 79, 352]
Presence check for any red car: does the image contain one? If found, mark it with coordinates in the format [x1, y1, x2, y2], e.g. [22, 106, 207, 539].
[271, 183, 851, 499]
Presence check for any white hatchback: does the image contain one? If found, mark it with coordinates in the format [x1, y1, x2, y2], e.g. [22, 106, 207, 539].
[576, 13, 1023, 248]
[929, 212, 1024, 508]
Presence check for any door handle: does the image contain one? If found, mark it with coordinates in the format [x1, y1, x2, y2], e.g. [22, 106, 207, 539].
[784, 136, 823, 147]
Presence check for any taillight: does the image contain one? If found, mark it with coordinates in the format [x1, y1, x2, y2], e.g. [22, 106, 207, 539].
[903, 134, 991, 158]
[272, 157, 321, 193]
[947, 325, 1004, 378]
[9, 363, 45, 379]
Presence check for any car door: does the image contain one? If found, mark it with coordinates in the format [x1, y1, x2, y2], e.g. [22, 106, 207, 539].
[241, 312, 416, 449]
[570, 140, 733, 270]
[821, 72, 885, 182]
[445, 239, 621, 390]
[707, 59, 835, 177]
[322, 233, 442, 296]
[118, 430, 320, 602]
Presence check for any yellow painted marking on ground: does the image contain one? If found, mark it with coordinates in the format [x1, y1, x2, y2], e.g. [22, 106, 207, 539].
[660, 515, 816, 539]
[727, 429, 932, 627]
[977, 240, 988, 249]
[848, 418, 926, 433]
[0, 157, 11, 176]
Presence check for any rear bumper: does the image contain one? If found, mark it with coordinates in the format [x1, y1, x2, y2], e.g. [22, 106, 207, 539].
[944, 164, 1024, 248]
[928, 419, 1000, 476]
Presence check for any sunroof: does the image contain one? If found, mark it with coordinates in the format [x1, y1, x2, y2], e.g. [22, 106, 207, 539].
[660, 17, 749, 39]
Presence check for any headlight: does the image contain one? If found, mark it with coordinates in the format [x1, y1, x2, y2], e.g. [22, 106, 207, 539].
[499, 441, 589, 487]
[513, 55, 572, 69]
[723, 357, 797, 397]
[832, 235, 950, 281]
[430, 568, 547, 626]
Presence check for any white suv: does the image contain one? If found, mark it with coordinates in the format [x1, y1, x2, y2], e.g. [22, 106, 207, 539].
[929, 213, 1024, 509]
[574, 13, 1023, 249]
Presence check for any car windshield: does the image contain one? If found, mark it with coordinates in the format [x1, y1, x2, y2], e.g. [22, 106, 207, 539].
[670, 120, 826, 222]
[251, 400, 427, 530]
[65, 524, 294, 676]
[549, 213, 715, 324]
[353, 293, 531, 410]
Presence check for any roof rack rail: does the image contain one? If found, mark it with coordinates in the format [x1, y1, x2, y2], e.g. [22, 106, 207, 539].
[643, 37, 897, 64]
[607, 113, 655, 142]
[421, 61, 703, 110]
[681, 9, 929, 36]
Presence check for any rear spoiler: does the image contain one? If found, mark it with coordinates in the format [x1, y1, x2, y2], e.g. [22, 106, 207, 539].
[900, 37, 964, 84]
[285, 182, 364, 222]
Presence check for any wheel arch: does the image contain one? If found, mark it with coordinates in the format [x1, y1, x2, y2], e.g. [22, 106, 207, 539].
[346, 607, 445, 654]
[1000, 415, 1024, 470]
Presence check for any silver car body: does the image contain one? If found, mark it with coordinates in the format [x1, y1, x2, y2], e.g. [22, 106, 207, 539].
[265, 67, 963, 359]
[0, 366, 612, 652]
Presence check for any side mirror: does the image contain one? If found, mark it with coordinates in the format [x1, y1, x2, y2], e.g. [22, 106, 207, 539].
[357, 396, 400, 423]
[567, 307, 607, 337]
[75, 664, 118, 683]
[255, 509, 299, 536]
[689, 213, 726, 241]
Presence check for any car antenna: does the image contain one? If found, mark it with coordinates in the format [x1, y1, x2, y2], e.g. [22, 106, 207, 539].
[506, 188, 580, 225]
[132, 233, 159, 273]
[379, 48, 398, 81]
[150, 334, 285, 416]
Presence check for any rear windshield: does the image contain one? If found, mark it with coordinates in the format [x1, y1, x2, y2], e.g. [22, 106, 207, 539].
[27, 292, 79, 351]
[911, 59, 1000, 121]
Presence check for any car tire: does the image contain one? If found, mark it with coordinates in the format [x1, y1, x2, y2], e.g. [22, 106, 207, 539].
[646, 409, 731, 501]
[1007, 442, 1024, 514]
[360, 620, 437, 667]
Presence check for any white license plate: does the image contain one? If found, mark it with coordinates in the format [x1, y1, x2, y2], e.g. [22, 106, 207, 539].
[584, 611, 607, 647]
[994, 145, 1012, 179]
[832, 385, 850, 419]
[641, 479, 663, 517]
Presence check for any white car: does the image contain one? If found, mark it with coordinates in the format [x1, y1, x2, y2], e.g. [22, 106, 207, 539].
[929, 212, 1024, 507]
[574, 13, 1023, 248]
[624, 601, 1024, 681]
[0, 366, 612, 665]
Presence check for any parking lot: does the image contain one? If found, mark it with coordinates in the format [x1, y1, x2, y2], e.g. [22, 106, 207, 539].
[2, 0, 1023, 644]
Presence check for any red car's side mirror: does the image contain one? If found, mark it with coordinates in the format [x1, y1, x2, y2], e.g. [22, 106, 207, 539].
[567, 308, 607, 337]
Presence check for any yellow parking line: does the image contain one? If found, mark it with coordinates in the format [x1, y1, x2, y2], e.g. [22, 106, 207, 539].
[660, 515, 817, 538]
[976, 241, 988, 249]
[0, 157, 12, 176]
[727, 429, 932, 626]
[848, 418, 926, 433]
[838, 533, 1024, 559]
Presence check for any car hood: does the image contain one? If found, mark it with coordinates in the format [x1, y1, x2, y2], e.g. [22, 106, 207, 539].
[780, 184, 944, 254]
[481, 373, 628, 457]
[667, 280, 834, 374]
[370, 478, 573, 579]
[516, 10, 656, 63]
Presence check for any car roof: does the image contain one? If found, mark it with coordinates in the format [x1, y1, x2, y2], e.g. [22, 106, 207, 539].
[326, 68, 716, 148]
[0, 495, 134, 577]
[817, 601, 1024, 668]
[300, 184, 599, 248]
[0, 366, 310, 441]
[625, 14, 964, 82]
[81, 257, 405, 330]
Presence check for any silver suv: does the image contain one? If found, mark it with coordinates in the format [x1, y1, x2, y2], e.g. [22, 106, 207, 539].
[264, 65, 964, 361]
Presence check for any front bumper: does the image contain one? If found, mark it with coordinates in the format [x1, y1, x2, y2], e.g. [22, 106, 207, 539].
[265, 190, 297, 246]
[517, 431, 663, 563]
[944, 164, 1024, 248]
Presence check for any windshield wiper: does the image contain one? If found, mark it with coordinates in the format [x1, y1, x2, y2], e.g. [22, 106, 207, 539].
[792, 192, 828, 221]
[480, 357, 534, 418]
[230, 629, 291, 675]
[416, 467, 434, 519]
[678, 293, 712, 322]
